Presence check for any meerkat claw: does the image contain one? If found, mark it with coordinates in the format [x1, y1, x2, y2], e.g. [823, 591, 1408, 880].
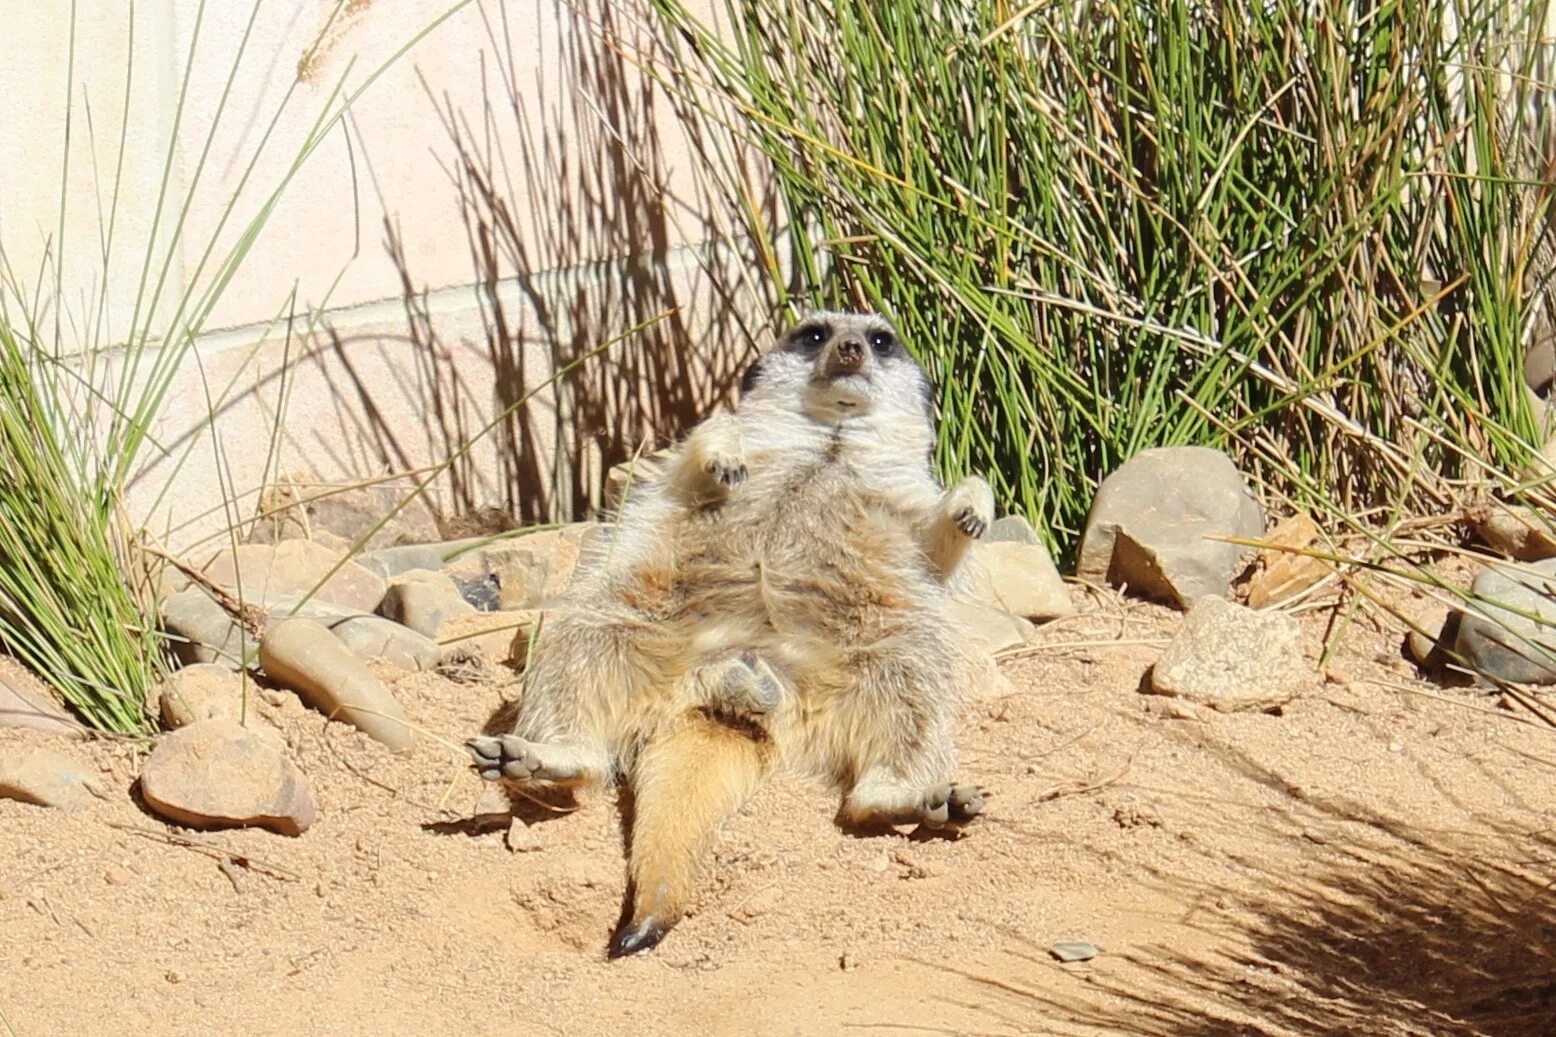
[705, 459, 748, 487]
[953, 507, 987, 538]
[609, 916, 672, 959]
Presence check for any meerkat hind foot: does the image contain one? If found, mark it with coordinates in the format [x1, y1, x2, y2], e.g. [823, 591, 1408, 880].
[922, 783, 987, 829]
[715, 650, 783, 718]
[465, 734, 588, 784]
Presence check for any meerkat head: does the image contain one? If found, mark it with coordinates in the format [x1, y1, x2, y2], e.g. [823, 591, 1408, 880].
[739, 311, 935, 434]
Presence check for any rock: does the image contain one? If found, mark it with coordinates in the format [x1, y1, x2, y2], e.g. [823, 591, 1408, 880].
[268, 597, 442, 672]
[356, 544, 446, 580]
[199, 540, 387, 613]
[506, 818, 541, 853]
[1246, 511, 1330, 608]
[1474, 505, 1556, 562]
[0, 658, 85, 738]
[483, 545, 553, 611]
[985, 514, 1042, 546]
[1050, 941, 1101, 963]
[1077, 446, 1265, 608]
[162, 589, 251, 669]
[378, 570, 475, 638]
[0, 747, 106, 809]
[138, 719, 315, 836]
[1406, 612, 1460, 671]
[604, 448, 675, 512]
[950, 600, 1036, 657]
[1148, 596, 1306, 712]
[961, 540, 1073, 622]
[258, 619, 416, 753]
[248, 474, 441, 550]
[436, 610, 540, 668]
[156, 664, 251, 728]
[452, 573, 502, 612]
[1453, 560, 1556, 684]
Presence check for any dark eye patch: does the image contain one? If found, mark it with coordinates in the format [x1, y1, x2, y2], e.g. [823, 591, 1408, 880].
[738, 357, 765, 398]
[783, 321, 831, 355]
[868, 329, 900, 357]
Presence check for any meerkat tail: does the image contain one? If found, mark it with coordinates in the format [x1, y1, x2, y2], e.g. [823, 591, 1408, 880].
[610, 714, 770, 959]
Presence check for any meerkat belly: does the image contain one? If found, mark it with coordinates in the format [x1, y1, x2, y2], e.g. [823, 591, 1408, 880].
[668, 464, 930, 652]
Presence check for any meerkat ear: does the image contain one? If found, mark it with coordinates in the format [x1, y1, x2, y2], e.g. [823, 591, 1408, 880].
[738, 357, 765, 399]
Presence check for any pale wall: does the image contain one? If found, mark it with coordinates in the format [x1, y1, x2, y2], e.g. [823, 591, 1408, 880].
[0, 0, 770, 550]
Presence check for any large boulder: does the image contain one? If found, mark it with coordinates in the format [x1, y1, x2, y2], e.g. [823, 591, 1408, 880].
[959, 540, 1073, 622]
[1078, 446, 1264, 608]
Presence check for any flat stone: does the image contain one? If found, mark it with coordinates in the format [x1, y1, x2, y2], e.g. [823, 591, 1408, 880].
[0, 658, 85, 738]
[1078, 446, 1264, 608]
[378, 570, 476, 638]
[1149, 596, 1306, 712]
[138, 719, 315, 836]
[1474, 505, 1556, 563]
[961, 540, 1073, 622]
[1454, 560, 1556, 685]
[258, 619, 416, 753]
[483, 545, 553, 611]
[156, 664, 251, 728]
[985, 514, 1042, 546]
[162, 589, 252, 670]
[1246, 511, 1329, 608]
[950, 600, 1037, 657]
[1050, 941, 1101, 963]
[0, 747, 107, 809]
[356, 544, 446, 579]
[268, 597, 442, 672]
[199, 540, 387, 614]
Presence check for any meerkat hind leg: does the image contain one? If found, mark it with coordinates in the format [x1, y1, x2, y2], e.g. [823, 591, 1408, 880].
[841, 766, 986, 831]
[466, 734, 604, 788]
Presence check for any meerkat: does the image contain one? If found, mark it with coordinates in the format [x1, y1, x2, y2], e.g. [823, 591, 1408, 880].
[466, 311, 995, 958]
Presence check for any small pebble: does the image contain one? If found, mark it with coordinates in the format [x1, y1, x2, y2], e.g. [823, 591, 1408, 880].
[505, 818, 541, 853]
[1050, 940, 1101, 963]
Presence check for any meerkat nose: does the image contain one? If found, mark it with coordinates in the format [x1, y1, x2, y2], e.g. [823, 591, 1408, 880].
[830, 338, 865, 372]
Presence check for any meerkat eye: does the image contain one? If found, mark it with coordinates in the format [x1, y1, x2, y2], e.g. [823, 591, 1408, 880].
[868, 330, 896, 356]
[788, 323, 830, 354]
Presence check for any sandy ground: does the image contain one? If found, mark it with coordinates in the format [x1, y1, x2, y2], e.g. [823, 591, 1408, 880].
[4, 585, 1556, 1037]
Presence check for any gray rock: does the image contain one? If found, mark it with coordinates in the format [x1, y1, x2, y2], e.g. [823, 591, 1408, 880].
[452, 573, 502, 612]
[985, 514, 1042, 546]
[162, 589, 252, 669]
[378, 570, 476, 639]
[1050, 941, 1101, 963]
[138, 719, 315, 836]
[960, 540, 1074, 622]
[950, 600, 1036, 657]
[1149, 596, 1306, 712]
[258, 618, 416, 753]
[1454, 560, 1556, 684]
[0, 747, 107, 809]
[269, 597, 441, 671]
[1077, 446, 1264, 608]
[483, 545, 553, 611]
[198, 540, 387, 614]
[156, 663, 251, 728]
[356, 543, 446, 579]
[0, 660, 85, 738]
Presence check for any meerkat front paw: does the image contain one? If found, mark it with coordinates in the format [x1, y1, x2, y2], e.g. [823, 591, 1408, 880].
[703, 450, 748, 488]
[466, 734, 584, 784]
[919, 783, 987, 829]
[945, 476, 994, 539]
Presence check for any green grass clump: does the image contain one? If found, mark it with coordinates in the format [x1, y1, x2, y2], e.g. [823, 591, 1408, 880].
[646, 0, 1555, 556]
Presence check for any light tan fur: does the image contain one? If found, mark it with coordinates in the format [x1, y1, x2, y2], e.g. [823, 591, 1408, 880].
[468, 311, 991, 958]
